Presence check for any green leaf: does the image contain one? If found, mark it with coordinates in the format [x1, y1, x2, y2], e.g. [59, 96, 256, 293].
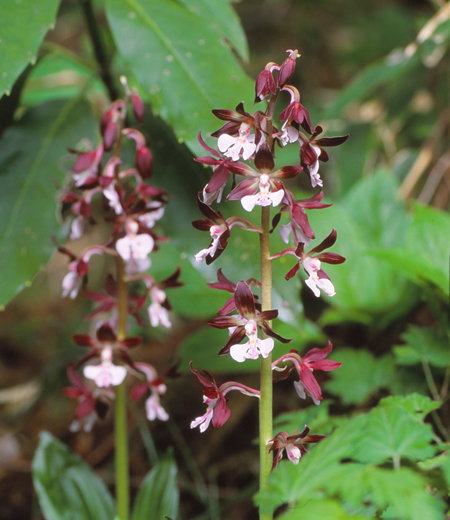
[394, 325, 450, 367]
[0, 0, 60, 96]
[325, 348, 395, 405]
[131, 452, 179, 520]
[278, 498, 367, 520]
[353, 398, 435, 465]
[0, 98, 98, 308]
[105, 0, 254, 154]
[21, 46, 108, 105]
[306, 170, 418, 326]
[175, 0, 249, 61]
[370, 203, 450, 296]
[32, 431, 115, 520]
[325, 464, 445, 520]
[379, 394, 442, 422]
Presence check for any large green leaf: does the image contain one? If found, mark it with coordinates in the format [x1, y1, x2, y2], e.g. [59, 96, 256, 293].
[175, 0, 249, 61]
[325, 348, 395, 405]
[0, 0, 60, 96]
[131, 452, 179, 520]
[32, 431, 115, 520]
[0, 98, 97, 308]
[371, 203, 450, 297]
[353, 397, 435, 466]
[394, 325, 450, 367]
[105, 0, 254, 155]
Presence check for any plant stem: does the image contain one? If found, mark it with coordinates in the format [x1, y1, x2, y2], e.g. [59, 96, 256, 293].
[259, 205, 273, 520]
[79, 0, 119, 101]
[115, 255, 129, 520]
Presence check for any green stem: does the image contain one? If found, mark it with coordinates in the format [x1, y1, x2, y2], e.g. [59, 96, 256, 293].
[259, 205, 273, 520]
[79, 0, 119, 101]
[115, 255, 129, 520]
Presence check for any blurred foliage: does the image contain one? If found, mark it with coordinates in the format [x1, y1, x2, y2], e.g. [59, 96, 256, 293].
[0, 0, 450, 519]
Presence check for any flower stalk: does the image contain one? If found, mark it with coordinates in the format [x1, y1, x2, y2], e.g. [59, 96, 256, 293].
[259, 205, 274, 518]
[115, 255, 130, 520]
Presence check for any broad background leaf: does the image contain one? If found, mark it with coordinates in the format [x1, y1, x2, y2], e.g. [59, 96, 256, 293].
[32, 431, 115, 520]
[131, 452, 179, 520]
[106, 0, 254, 155]
[0, 0, 60, 96]
[0, 98, 97, 307]
[175, 0, 249, 61]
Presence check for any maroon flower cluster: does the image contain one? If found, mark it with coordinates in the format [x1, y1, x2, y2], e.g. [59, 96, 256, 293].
[59, 77, 182, 431]
[189, 51, 347, 469]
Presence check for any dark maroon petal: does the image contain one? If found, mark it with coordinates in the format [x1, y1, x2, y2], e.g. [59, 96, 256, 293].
[195, 156, 221, 166]
[76, 259, 89, 276]
[234, 281, 256, 318]
[300, 434, 327, 444]
[72, 334, 95, 347]
[315, 252, 345, 264]
[212, 395, 231, 428]
[211, 121, 240, 138]
[218, 328, 246, 355]
[291, 205, 314, 238]
[275, 165, 303, 179]
[216, 297, 236, 316]
[299, 367, 322, 402]
[301, 142, 319, 166]
[189, 361, 215, 389]
[96, 323, 117, 343]
[192, 218, 212, 231]
[259, 309, 278, 321]
[254, 143, 275, 172]
[207, 164, 231, 192]
[309, 359, 342, 372]
[227, 178, 258, 201]
[309, 229, 337, 254]
[226, 161, 256, 177]
[208, 316, 244, 329]
[260, 322, 292, 344]
[212, 108, 241, 122]
[120, 336, 142, 349]
[196, 194, 223, 223]
[75, 395, 96, 419]
[197, 132, 221, 157]
[315, 134, 349, 147]
[285, 262, 301, 280]
[118, 350, 135, 368]
[63, 387, 83, 398]
[159, 266, 183, 289]
[303, 342, 333, 362]
[207, 269, 235, 292]
[131, 383, 149, 401]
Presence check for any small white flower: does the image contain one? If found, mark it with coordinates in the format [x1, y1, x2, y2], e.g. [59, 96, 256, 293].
[218, 124, 256, 161]
[303, 257, 336, 297]
[83, 347, 127, 388]
[241, 174, 284, 212]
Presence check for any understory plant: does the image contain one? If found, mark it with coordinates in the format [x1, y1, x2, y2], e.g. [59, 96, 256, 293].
[188, 50, 348, 520]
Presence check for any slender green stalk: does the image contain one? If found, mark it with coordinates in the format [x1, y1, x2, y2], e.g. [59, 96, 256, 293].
[115, 255, 130, 520]
[259, 205, 273, 520]
[79, 0, 119, 101]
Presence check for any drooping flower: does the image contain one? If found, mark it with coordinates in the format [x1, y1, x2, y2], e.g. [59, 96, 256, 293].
[190, 362, 259, 432]
[226, 144, 302, 212]
[208, 281, 291, 360]
[299, 125, 349, 189]
[268, 426, 326, 469]
[271, 190, 332, 247]
[272, 342, 341, 404]
[131, 362, 169, 421]
[271, 229, 345, 297]
[193, 195, 261, 264]
[115, 219, 154, 273]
